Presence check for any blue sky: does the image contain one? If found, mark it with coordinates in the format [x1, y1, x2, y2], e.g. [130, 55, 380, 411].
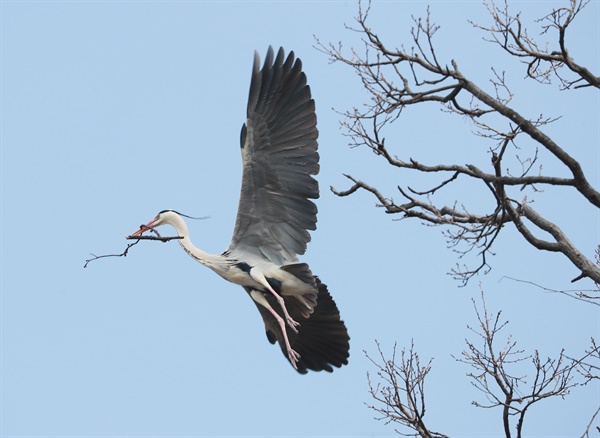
[1, 1, 598, 437]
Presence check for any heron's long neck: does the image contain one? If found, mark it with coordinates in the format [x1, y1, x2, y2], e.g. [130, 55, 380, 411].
[169, 216, 229, 271]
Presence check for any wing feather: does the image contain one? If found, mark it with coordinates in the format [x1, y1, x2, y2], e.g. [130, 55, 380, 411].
[246, 278, 350, 374]
[228, 47, 319, 265]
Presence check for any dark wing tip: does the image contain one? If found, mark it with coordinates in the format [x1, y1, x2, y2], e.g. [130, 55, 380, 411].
[291, 279, 350, 374]
[248, 277, 349, 374]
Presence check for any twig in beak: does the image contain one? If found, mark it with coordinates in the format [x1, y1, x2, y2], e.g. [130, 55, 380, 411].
[84, 233, 183, 268]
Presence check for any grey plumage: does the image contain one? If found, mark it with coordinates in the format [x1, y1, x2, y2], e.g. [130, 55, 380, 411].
[229, 47, 319, 266]
[133, 47, 349, 373]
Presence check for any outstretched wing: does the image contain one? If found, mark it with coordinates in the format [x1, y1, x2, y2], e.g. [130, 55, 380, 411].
[228, 47, 319, 266]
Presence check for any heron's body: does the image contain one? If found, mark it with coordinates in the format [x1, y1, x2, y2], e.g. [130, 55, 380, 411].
[131, 47, 349, 374]
[171, 214, 315, 300]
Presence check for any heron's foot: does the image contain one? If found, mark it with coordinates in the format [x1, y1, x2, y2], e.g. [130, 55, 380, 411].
[285, 315, 300, 333]
[274, 295, 300, 332]
[287, 348, 301, 369]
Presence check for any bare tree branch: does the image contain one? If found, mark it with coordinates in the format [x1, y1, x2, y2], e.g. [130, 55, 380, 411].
[499, 276, 600, 305]
[472, 0, 599, 89]
[454, 289, 595, 438]
[317, 0, 599, 285]
[581, 405, 600, 438]
[366, 290, 599, 437]
[366, 341, 448, 438]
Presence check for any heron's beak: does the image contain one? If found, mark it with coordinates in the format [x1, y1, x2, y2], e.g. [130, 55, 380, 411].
[130, 219, 156, 237]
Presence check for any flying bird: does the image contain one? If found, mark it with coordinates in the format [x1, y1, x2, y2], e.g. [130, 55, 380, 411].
[130, 47, 349, 374]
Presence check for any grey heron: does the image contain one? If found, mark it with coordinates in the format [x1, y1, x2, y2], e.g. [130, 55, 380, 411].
[131, 47, 349, 374]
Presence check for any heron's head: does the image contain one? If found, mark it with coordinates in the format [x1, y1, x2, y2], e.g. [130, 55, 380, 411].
[131, 210, 181, 237]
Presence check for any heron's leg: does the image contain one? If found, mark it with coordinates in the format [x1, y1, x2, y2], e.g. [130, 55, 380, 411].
[250, 270, 300, 332]
[250, 290, 301, 369]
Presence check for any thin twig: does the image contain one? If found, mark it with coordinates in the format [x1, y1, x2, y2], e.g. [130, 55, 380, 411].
[500, 276, 599, 306]
[84, 226, 182, 268]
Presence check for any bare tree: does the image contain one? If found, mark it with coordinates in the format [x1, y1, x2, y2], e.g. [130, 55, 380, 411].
[366, 341, 447, 438]
[317, 1, 599, 435]
[366, 292, 599, 438]
[317, 0, 599, 288]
